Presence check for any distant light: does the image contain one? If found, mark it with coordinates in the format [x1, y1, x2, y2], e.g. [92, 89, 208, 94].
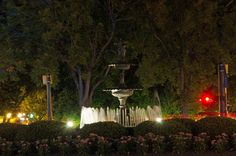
[66, 121, 74, 128]
[205, 97, 210, 102]
[17, 113, 23, 118]
[29, 114, 34, 118]
[156, 117, 162, 123]
[20, 117, 25, 121]
[6, 113, 12, 119]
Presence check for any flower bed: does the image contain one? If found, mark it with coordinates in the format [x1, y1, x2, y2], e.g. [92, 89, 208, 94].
[0, 132, 236, 155]
[1, 117, 236, 155]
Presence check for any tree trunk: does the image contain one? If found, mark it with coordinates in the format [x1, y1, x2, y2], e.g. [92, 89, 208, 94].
[71, 66, 84, 106]
[180, 66, 187, 115]
[154, 88, 161, 106]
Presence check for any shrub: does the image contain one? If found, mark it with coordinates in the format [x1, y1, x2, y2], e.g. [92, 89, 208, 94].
[233, 133, 236, 150]
[195, 117, 236, 137]
[144, 133, 165, 153]
[117, 136, 137, 155]
[136, 136, 149, 154]
[166, 118, 196, 133]
[211, 133, 230, 153]
[78, 122, 127, 138]
[170, 132, 192, 153]
[0, 123, 27, 140]
[16, 121, 66, 141]
[193, 133, 210, 152]
[134, 121, 160, 136]
[134, 120, 191, 136]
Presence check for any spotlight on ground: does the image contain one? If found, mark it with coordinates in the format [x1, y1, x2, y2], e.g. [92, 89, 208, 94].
[156, 117, 162, 123]
[66, 121, 74, 128]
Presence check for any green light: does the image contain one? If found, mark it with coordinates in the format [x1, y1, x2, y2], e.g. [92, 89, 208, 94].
[29, 114, 34, 118]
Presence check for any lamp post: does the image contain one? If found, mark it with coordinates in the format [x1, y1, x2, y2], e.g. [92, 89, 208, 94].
[218, 64, 228, 117]
[42, 74, 53, 120]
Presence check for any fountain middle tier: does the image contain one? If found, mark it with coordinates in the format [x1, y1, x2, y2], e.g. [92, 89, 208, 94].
[104, 88, 141, 106]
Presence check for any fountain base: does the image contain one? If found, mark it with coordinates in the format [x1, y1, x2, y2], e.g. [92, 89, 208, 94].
[80, 106, 162, 128]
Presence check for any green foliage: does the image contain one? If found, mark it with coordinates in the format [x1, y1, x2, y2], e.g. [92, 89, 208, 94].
[170, 132, 192, 153]
[159, 87, 182, 116]
[79, 121, 127, 138]
[128, 91, 153, 108]
[54, 89, 80, 122]
[166, 118, 196, 133]
[195, 117, 236, 137]
[136, 0, 236, 113]
[0, 123, 27, 140]
[92, 87, 119, 108]
[134, 120, 191, 136]
[16, 121, 66, 141]
[158, 120, 192, 135]
[1, 0, 236, 112]
[134, 121, 159, 136]
[211, 133, 230, 153]
[0, 81, 30, 114]
[19, 89, 47, 120]
[193, 133, 210, 153]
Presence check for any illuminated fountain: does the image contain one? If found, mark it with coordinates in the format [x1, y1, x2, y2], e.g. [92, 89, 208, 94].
[80, 43, 162, 128]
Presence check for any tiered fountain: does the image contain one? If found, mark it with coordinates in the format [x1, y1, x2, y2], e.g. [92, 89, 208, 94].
[80, 43, 162, 128]
[103, 43, 141, 126]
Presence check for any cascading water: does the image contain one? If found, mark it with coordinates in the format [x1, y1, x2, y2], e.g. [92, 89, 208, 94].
[80, 106, 162, 128]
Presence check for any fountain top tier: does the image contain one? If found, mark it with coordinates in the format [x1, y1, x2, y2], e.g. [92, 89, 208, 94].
[108, 63, 135, 70]
[104, 41, 141, 90]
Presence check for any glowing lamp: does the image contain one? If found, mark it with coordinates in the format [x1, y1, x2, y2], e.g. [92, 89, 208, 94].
[199, 95, 214, 104]
[17, 113, 23, 118]
[156, 117, 162, 123]
[66, 121, 74, 128]
[6, 113, 12, 119]
[29, 114, 34, 118]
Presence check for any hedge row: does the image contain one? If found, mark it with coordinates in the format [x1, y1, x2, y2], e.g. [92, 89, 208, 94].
[1, 117, 236, 141]
[0, 121, 72, 141]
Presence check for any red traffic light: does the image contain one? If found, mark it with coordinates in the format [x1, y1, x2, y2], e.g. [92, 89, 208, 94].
[199, 95, 214, 104]
[198, 86, 217, 111]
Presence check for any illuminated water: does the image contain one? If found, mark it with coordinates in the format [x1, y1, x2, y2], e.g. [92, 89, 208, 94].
[80, 105, 162, 128]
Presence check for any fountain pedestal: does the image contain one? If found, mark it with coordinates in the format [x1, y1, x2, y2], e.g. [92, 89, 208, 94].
[111, 89, 133, 126]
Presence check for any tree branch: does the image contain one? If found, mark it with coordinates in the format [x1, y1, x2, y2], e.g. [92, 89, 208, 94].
[153, 33, 170, 58]
[90, 66, 111, 97]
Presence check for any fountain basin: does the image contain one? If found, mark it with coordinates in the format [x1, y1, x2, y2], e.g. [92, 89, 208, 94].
[104, 88, 141, 107]
[111, 89, 133, 107]
[80, 106, 162, 128]
[111, 89, 134, 98]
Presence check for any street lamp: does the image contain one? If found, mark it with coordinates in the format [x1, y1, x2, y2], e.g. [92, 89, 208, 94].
[6, 113, 12, 119]
[42, 74, 53, 120]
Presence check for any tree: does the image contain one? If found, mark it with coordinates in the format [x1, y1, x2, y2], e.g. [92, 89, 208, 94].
[19, 89, 47, 120]
[1, 0, 145, 108]
[136, 0, 236, 114]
